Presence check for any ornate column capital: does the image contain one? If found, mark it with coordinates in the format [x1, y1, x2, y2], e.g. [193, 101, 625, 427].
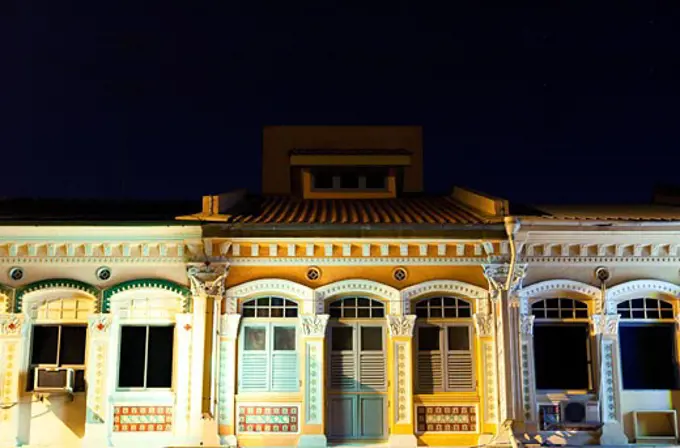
[387, 315, 417, 338]
[219, 313, 241, 339]
[300, 314, 329, 338]
[482, 263, 528, 296]
[187, 263, 230, 297]
[473, 313, 493, 338]
[519, 315, 535, 336]
[590, 314, 620, 337]
[0, 314, 24, 337]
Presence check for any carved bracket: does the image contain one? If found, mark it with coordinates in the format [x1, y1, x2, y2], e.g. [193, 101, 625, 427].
[300, 315, 330, 338]
[88, 314, 112, 336]
[473, 313, 493, 338]
[387, 315, 416, 338]
[188, 263, 230, 297]
[483, 263, 528, 296]
[590, 314, 620, 337]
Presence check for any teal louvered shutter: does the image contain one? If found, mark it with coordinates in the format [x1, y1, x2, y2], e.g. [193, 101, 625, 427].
[271, 326, 299, 391]
[239, 324, 270, 392]
[330, 325, 358, 391]
[358, 326, 386, 391]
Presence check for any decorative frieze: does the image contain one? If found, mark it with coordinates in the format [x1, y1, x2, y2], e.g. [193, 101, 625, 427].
[416, 406, 477, 433]
[387, 315, 416, 337]
[237, 405, 299, 433]
[113, 406, 173, 432]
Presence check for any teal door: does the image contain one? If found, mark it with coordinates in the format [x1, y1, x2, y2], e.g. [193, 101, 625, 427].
[327, 321, 387, 441]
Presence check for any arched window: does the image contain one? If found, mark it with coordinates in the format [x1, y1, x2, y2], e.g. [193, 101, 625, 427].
[242, 296, 298, 318]
[328, 297, 384, 318]
[414, 297, 474, 393]
[531, 298, 591, 392]
[238, 297, 299, 393]
[414, 296, 471, 318]
[617, 298, 677, 390]
[531, 298, 588, 319]
[617, 298, 673, 319]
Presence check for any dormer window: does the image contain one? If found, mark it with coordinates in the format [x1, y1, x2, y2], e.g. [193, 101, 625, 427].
[311, 167, 388, 191]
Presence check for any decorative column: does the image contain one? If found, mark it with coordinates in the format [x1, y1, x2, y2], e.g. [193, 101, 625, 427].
[518, 315, 537, 424]
[483, 263, 527, 433]
[83, 314, 112, 448]
[217, 313, 241, 448]
[473, 311, 497, 430]
[0, 314, 27, 447]
[386, 315, 417, 448]
[590, 314, 628, 445]
[174, 312, 194, 439]
[188, 263, 229, 443]
[298, 314, 330, 448]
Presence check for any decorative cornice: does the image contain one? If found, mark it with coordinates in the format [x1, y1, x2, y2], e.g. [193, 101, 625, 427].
[607, 280, 680, 302]
[102, 278, 191, 313]
[16, 278, 99, 313]
[473, 313, 493, 338]
[522, 256, 680, 265]
[387, 315, 417, 337]
[300, 315, 329, 338]
[0, 257, 187, 265]
[222, 257, 503, 266]
[314, 279, 399, 314]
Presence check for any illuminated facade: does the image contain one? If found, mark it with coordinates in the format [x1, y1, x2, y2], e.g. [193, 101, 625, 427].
[1, 127, 680, 447]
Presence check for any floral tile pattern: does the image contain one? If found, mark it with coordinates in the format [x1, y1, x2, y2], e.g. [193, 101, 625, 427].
[112, 406, 173, 432]
[238, 405, 298, 433]
[416, 405, 477, 433]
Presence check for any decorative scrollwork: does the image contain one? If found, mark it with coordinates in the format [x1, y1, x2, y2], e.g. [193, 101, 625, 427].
[300, 315, 329, 337]
[387, 315, 416, 337]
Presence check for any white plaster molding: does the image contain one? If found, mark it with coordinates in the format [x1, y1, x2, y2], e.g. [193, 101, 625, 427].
[314, 279, 399, 315]
[187, 263, 230, 297]
[606, 279, 680, 305]
[473, 313, 493, 338]
[400, 280, 488, 314]
[387, 315, 416, 338]
[213, 256, 496, 266]
[0, 314, 23, 336]
[107, 288, 184, 320]
[519, 315, 535, 336]
[518, 279, 600, 300]
[219, 314, 241, 339]
[590, 314, 620, 337]
[88, 314, 112, 336]
[225, 279, 314, 315]
[482, 263, 528, 293]
[300, 315, 329, 338]
[21, 287, 98, 311]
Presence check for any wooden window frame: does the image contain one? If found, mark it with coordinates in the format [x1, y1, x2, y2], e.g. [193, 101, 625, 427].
[617, 298, 675, 320]
[27, 324, 88, 392]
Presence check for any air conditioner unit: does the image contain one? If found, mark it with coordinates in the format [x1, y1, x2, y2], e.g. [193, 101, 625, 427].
[34, 367, 75, 393]
[560, 400, 600, 425]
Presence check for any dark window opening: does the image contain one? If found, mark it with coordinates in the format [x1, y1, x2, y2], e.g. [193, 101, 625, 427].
[329, 297, 385, 319]
[311, 167, 389, 191]
[620, 324, 678, 390]
[360, 327, 382, 351]
[415, 297, 472, 319]
[447, 326, 470, 351]
[534, 324, 590, 390]
[331, 326, 353, 351]
[28, 325, 87, 392]
[532, 298, 589, 319]
[418, 327, 440, 351]
[618, 298, 674, 320]
[118, 325, 174, 389]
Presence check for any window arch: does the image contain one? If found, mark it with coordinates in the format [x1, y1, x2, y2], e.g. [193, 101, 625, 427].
[241, 296, 298, 318]
[531, 298, 588, 319]
[617, 298, 674, 319]
[414, 296, 472, 318]
[328, 297, 384, 318]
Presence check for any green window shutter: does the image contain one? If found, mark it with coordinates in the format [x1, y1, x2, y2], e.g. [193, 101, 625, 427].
[445, 325, 475, 391]
[271, 325, 299, 392]
[238, 324, 270, 392]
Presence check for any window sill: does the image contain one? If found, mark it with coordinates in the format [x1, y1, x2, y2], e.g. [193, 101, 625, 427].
[236, 392, 302, 402]
[536, 391, 596, 402]
[110, 390, 175, 404]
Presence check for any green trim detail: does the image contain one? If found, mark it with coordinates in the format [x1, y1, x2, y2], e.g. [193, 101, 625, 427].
[102, 278, 191, 313]
[0, 284, 15, 313]
[15, 279, 100, 313]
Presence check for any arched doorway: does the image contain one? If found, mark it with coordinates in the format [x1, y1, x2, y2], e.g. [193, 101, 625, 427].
[326, 296, 387, 442]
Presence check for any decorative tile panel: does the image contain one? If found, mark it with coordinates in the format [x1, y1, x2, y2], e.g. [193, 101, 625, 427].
[238, 405, 299, 433]
[416, 405, 477, 433]
[113, 406, 173, 432]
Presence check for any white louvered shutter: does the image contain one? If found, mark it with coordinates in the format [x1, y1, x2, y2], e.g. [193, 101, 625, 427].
[239, 324, 269, 392]
[445, 325, 474, 391]
[358, 326, 386, 391]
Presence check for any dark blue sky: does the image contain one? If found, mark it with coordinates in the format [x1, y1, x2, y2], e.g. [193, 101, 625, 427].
[4, 2, 679, 204]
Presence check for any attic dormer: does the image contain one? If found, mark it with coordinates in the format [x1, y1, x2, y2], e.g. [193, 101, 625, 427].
[262, 126, 423, 198]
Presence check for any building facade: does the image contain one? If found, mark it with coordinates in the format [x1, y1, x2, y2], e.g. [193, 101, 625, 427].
[0, 127, 679, 447]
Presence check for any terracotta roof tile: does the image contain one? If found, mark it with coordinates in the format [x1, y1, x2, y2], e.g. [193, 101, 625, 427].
[224, 195, 492, 225]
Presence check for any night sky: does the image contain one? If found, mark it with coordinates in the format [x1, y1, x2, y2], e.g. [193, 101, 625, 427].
[4, 2, 679, 205]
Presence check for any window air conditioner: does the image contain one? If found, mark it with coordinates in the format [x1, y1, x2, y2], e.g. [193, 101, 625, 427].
[560, 400, 600, 426]
[34, 367, 75, 393]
